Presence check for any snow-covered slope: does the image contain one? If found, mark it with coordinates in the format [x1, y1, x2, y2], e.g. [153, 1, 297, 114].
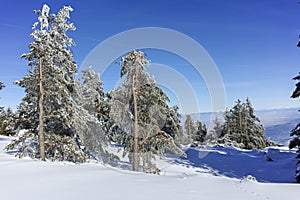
[264, 119, 297, 146]
[1, 136, 300, 200]
[179, 146, 296, 183]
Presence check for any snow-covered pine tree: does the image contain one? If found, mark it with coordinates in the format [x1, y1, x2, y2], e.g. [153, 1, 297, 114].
[81, 67, 110, 124]
[220, 98, 267, 149]
[6, 4, 87, 162]
[243, 98, 266, 149]
[191, 120, 207, 146]
[0, 84, 16, 136]
[109, 50, 185, 173]
[161, 105, 182, 140]
[289, 72, 300, 182]
[223, 99, 244, 146]
[184, 115, 196, 139]
[0, 108, 17, 136]
[206, 116, 224, 144]
[71, 68, 116, 163]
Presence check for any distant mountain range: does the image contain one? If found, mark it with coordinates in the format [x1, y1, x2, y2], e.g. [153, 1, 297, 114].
[183, 108, 300, 146]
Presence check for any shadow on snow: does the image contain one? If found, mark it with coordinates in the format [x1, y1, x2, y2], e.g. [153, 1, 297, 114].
[176, 146, 297, 183]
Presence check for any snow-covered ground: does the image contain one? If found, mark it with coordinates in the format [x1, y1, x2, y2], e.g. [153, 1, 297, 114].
[180, 146, 296, 183]
[1, 135, 299, 200]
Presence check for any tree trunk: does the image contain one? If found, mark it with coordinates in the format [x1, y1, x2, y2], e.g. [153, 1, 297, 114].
[132, 64, 139, 171]
[38, 55, 45, 161]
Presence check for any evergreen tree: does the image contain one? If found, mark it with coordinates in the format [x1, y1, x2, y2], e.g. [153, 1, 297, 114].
[161, 105, 182, 140]
[81, 67, 110, 125]
[71, 69, 115, 163]
[206, 116, 224, 144]
[220, 98, 267, 149]
[290, 72, 300, 182]
[191, 120, 207, 146]
[0, 108, 17, 136]
[184, 115, 207, 146]
[0, 85, 19, 137]
[81, 68, 104, 116]
[109, 50, 185, 173]
[243, 98, 267, 149]
[184, 115, 196, 138]
[6, 4, 86, 162]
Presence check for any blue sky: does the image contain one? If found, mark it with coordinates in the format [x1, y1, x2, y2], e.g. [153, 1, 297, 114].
[0, 0, 300, 113]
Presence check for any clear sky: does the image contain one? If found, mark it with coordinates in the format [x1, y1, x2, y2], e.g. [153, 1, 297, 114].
[0, 0, 300, 114]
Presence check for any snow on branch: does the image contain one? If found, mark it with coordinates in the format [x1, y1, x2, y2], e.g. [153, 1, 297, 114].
[38, 4, 50, 29]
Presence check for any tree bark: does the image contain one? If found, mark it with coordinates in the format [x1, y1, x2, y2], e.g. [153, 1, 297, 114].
[132, 64, 139, 171]
[38, 45, 45, 161]
[38, 16, 46, 161]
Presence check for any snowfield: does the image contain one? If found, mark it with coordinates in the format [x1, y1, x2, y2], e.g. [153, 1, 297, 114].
[0, 136, 299, 200]
[181, 146, 297, 183]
